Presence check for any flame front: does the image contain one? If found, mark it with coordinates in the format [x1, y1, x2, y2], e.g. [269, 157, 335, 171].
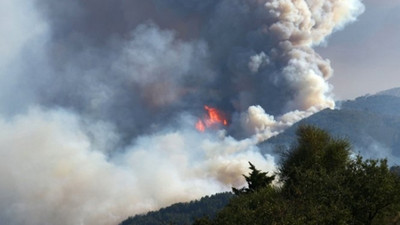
[196, 105, 228, 132]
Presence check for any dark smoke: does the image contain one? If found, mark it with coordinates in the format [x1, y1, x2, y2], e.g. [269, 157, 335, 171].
[0, 0, 364, 224]
[23, 0, 362, 139]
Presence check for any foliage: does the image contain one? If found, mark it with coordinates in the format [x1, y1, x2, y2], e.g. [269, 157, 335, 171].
[391, 166, 400, 177]
[345, 157, 400, 225]
[194, 125, 400, 225]
[232, 162, 275, 195]
[119, 193, 232, 225]
[119, 126, 400, 225]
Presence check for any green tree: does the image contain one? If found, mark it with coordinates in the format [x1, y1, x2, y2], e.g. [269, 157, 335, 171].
[345, 156, 400, 225]
[194, 126, 400, 225]
[391, 166, 400, 177]
[279, 125, 350, 194]
[278, 125, 352, 224]
[232, 162, 275, 195]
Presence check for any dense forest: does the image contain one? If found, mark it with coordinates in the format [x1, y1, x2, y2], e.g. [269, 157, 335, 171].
[120, 193, 233, 225]
[120, 126, 400, 225]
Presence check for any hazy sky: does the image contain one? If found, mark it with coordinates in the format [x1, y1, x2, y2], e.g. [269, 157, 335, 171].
[318, 0, 400, 100]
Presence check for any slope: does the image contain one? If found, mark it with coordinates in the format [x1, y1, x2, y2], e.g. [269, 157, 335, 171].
[119, 193, 233, 225]
[261, 90, 400, 164]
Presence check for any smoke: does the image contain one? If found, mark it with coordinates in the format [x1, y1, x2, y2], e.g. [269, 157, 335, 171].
[0, 0, 364, 224]
[352, 133, 400, 165]
[240, 105, 317, 142]
[0, 108, 274, 225]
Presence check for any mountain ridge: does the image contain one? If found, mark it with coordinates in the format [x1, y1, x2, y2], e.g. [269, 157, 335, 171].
[260, 87, 400, 164]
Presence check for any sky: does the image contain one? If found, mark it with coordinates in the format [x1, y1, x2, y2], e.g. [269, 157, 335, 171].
[318, 0, 400, 100]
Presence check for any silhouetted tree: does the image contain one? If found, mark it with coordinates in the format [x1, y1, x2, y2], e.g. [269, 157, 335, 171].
[391, 166, 400, 177]
[346, 156, 400, 225]
[193, 126, 400, 225]
[232, 162, 275, 195]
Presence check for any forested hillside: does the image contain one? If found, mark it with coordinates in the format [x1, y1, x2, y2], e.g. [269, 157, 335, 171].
[262, 91, 400, 163]
[120, 193, 232, 225]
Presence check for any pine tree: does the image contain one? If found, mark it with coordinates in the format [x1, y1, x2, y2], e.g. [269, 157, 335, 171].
[232, 162, 275, 195]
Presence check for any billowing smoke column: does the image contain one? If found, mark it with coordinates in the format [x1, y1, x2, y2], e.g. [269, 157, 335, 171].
[0, 0, 364, 225]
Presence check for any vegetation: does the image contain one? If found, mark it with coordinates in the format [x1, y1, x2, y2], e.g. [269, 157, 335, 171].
[264, 93, 400, 160]
[194, 126, 400, 225]
[232, 162, 275, 195]
[119, 193, 232, 225]
[392, 166, 400, 177]
[119, 125, 400, 225]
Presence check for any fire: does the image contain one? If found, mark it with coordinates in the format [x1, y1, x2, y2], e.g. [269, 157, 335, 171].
[195, 120, 206, 132]
[196, 105, 228, 132]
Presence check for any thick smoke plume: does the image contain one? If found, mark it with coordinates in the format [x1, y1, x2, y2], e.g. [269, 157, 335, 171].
[0, 0, 363, 225]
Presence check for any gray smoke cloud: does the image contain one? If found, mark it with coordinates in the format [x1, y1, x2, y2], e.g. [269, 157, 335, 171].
[0, 108, 274, 225]
[0, 0, 364, 224]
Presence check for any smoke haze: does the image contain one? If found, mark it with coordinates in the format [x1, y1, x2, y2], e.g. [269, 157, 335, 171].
[0, 0, 364, 224]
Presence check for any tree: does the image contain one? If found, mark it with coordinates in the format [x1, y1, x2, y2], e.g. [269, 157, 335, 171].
[194, 126, 400, 225]
[279, 125, 350, 193]
[391, 166, 400, 177]
[232, 162, 275, 195]
[277, 125, 353, 224]
[345, 156, 400, 225]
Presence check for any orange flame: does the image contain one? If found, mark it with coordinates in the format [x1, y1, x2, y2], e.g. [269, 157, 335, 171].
[195, 120, 206, 132]
[196, 105, 228, 132]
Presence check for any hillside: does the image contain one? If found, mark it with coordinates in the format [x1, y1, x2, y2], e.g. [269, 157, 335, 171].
[119, 193, 233, 225]
[261, 90, 400, 163]
[377, 87, 400, 98]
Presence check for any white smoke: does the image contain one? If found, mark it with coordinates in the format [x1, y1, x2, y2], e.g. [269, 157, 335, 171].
[237, 0, 365, 140]
[0, 0, 365, 225]
[240, 105, 317, 142]
[0, 108, 274, 225]
[260, 0, 364, 111]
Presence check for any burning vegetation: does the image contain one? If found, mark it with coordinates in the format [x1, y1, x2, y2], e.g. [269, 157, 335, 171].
[196, 106, 228, 132]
